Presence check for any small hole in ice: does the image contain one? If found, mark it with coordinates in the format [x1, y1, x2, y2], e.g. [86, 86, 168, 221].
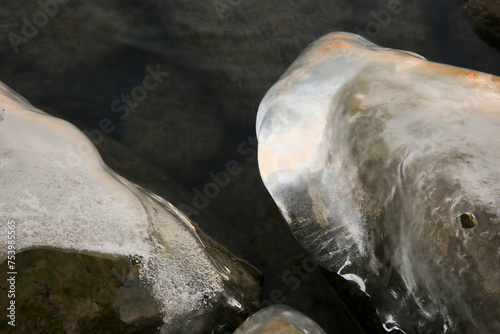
[459, 213, 477, 229]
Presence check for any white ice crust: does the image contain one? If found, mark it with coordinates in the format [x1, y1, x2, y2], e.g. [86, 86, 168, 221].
[0, 81, 242, 330]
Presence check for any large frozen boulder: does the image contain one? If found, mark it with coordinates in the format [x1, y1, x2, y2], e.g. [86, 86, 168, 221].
[0, 81, 260, 333]
[257, 32, 500, 333]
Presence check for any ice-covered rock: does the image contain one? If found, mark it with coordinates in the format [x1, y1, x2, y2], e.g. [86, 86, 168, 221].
[0, 81, 260, 333]
[234, 305, 325, 334]
[257, 32, 500, 333]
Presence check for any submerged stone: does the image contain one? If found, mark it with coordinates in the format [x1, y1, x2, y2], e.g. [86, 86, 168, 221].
[466, 0, 500, 37]
[257, 32, 500, 333]
[0, 249, 161, 333]
[0, 81, 260, 333]
[234, 305, 326, 334]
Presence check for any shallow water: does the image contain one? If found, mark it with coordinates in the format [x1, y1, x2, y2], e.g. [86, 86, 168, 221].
[1, 0, 499, 332]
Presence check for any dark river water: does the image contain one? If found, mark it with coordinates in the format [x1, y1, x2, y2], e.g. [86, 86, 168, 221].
[1, 0, 499, 333]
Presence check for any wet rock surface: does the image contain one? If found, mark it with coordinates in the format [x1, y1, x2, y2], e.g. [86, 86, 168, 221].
[0, 249, 161, 334]
[466, 0, 500, 37]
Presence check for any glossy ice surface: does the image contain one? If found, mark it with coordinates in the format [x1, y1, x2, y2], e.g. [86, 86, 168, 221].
[234, 305, 325, 334]
[257, 32, 500, 333]
[0, 81, 256, 333]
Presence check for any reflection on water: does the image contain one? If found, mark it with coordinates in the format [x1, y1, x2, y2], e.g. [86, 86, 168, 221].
[0, 0, 499, 332]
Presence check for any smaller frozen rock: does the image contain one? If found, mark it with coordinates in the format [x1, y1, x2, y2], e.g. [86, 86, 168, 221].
[0, 80, 260, 333]
[234, 305, 326, 334]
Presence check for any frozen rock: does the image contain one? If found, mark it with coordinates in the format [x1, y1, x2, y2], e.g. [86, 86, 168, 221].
[0, 81, 260, 333]
[234, 305, 326, 334]
[257, 32, 500, 333]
